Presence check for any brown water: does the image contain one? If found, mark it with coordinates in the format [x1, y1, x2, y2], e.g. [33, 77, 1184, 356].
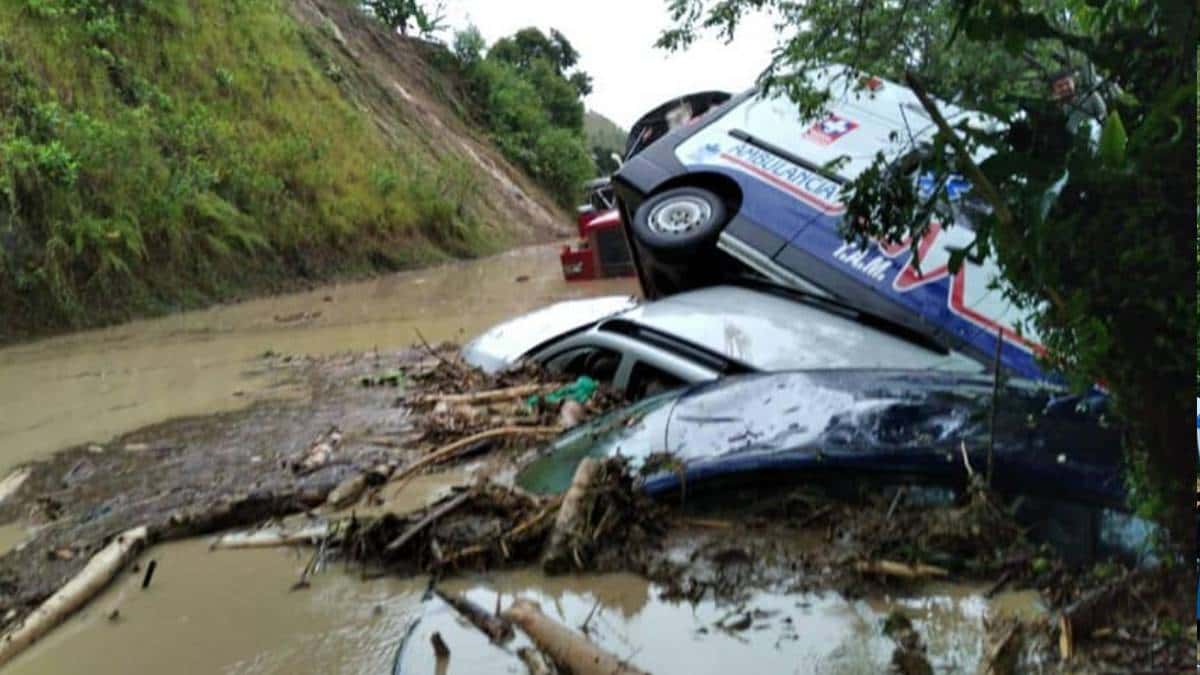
[6, 543, 1044, 675]
[0, 243, 1045, 674]
[0, 243, 636, 472]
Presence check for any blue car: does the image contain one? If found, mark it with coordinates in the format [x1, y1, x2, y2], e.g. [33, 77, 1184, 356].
[612, 65, 1051, 383]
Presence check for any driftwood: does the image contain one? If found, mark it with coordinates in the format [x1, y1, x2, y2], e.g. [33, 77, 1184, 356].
[434, 588, 514, 643]
[502, 599, 648, 675]
[0, 468, 30, 504]
[979, 621, 1023, 675]
[210, 524, 330, 550]
[855, 560, 949, 580]
[1057, 569, 1149, 660]
[413, 383, 561, 406]
[0, 526, 148, 666]
[391, 427, 561, 486]
[541, 458, 601, 574]
[517, 646, 557, 675]
[385, 491, 473, 554]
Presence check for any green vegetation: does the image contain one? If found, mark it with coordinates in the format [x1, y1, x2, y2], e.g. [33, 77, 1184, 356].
[661, 0, 1195, 542]
[449, 26, 597, 208]
[584, 110, 628, 176]
[360, 0, 446, 38]
[0, 0, 511, 336]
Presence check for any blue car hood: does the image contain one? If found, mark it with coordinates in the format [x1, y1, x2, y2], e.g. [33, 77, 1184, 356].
[517, 370, 1125, 508]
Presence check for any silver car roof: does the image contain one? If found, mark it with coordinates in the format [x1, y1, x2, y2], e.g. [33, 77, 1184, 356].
[613, 285, 982, 373]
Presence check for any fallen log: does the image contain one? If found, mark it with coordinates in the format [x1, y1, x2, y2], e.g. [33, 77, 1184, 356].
[0, 526, 148, 666]
[434, 588, 514, 643]
[541, 458, 601, 574]
[855, 560, 949, 580]
[210, 524, 330, 550]
[502, 599, 648, 675]
[391, 427, 561, 486]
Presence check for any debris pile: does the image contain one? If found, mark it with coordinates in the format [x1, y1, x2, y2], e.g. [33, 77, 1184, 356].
[335, 457, 664, 578]
[400, 346, 623, 447]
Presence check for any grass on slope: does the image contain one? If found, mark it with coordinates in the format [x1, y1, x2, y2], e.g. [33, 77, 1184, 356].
[0, 0, 497, 336]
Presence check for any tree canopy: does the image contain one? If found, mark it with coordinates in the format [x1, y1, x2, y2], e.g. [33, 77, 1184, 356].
[660, 0, 1196, 541]
[449, 26, 596, 207]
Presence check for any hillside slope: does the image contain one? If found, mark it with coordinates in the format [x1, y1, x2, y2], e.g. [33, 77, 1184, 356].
[584, 109, 628, 173]
[584, 110, 628, 155]
[0, 0, 570, 341]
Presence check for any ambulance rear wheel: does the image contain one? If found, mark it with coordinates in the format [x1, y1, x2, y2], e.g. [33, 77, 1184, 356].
[631, 186, 728, 261]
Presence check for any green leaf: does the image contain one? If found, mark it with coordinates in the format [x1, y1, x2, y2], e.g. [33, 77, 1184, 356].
[1097, 110, 1127, 167]
[1038, 170, 1070, 224]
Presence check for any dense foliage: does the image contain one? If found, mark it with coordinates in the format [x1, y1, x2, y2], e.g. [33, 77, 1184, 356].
[0, 0, 493, 334]
[660, 0, 1196, 540]
[450, 26, 596, 207]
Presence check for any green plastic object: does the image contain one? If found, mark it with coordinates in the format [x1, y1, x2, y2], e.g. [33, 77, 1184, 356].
[526, 376, 597, 407]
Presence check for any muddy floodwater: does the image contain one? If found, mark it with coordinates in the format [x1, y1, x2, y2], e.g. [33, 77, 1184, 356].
[0, 242, 1138, 674]
[7, 535, 1044, 675]
[0, 244, 635, 472]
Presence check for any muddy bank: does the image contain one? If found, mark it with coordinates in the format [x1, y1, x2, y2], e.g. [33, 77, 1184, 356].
[0, 346, 1192, 672]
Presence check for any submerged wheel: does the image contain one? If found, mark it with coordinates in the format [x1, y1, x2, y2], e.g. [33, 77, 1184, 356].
[630, 186, 729, 259]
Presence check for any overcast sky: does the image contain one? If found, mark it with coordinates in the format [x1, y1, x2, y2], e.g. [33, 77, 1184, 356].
[442, 0, 779, 130]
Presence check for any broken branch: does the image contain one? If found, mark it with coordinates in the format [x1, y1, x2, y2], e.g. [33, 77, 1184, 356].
[0, 526, 148, 666]
[391, 427, 561, 485]
[855, 559, 949, 580]
[385, 491, 473, 554]
[502, 599, 648, 675]
[542, 458, 601, 574]
[413, 383, 562, 406]
[434, 588, 514, 643]
[210, 524, 330, 550]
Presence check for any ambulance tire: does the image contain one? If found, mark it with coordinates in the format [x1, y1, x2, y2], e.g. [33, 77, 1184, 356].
[631, 186, 728, 261]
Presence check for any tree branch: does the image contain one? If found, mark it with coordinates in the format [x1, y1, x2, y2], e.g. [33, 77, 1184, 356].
[904, 71, 1066, 317]
[903, 71, 1014, 231]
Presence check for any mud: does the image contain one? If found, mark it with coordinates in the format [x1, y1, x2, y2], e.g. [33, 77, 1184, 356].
[0, 243, 635, 471]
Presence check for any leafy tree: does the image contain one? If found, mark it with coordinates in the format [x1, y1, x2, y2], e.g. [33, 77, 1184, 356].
[490, 27, 594, 97]
[452, 24, 485, 68]
[660, 0, 1196, 543]
[362, 0, 445, 38]
[450, 25, 596, 206]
